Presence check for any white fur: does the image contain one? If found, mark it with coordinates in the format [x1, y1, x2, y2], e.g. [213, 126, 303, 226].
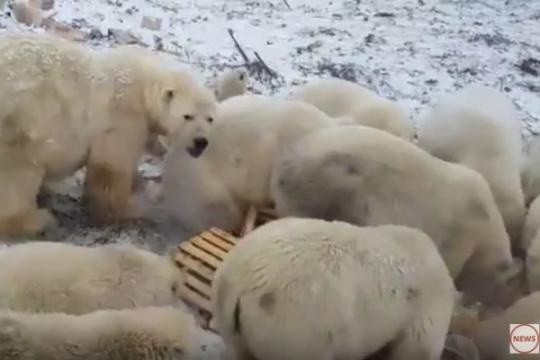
[417, 85, 525, 245]
[213, 218, 455, 360]
[522, 136, 540, 205]
[13, 0, 44, 27]
[290, 77, 413, 141]
[525, 196, 540, 292]
[215, 68, 248, 102]
[0, 306, 223, 360]
[0, 33, 217, 236]
[0, 241, 184, 314]
[158, 95, 353, 239]
[271, 125, 521, 307]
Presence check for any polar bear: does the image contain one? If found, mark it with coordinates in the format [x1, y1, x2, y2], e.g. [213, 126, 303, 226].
[417, 85, 525, 247]
[523, 196, 540, 292]
[290, 77, 413, 141]
[157, 95, 353, 240]
[471, 291, 540, 360]
[212, 217, 455, 360]
[522, 195, 540, 252]
[0, 241, 185, 314]
[0, 33, 217, 237]
[0, 306, 224, 360]
[522, 136, 540, 206]
[271, 125, 522, 307]
[215, 68, 249, 102]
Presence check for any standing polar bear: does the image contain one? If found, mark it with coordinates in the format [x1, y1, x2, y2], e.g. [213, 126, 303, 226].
[521, 136, 540, 206]
[0, 33, 216, 237]
[158, 95, 353, 239]
[0, 241, 184, 314]
[522, 195, 540, 292]
[290, 77, 413, 141]
[0, 306, 224, 360]
[417, 85, 525, 247]
[471, 291, 540, 360]
[271, 125, 521, 307]
[212, 218, 456, 360]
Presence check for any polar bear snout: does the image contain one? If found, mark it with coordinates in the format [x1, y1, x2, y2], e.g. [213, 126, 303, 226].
[187, 136, 209, 158]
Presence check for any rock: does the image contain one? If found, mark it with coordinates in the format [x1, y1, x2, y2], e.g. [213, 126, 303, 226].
[107, 28, 141, 45]
[141, 15, 162, 31]
[441, 334, 480, 360]
[41, 0, 53, 10]
[517, 57, 540, 77]
[89, 27, 104, 40]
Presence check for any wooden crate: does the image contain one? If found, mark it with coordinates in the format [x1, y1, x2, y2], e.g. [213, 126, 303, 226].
[173, 207, 278, 332]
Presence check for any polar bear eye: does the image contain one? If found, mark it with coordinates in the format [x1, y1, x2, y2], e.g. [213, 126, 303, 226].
[164, 89, 175, 102]
[207, 117, 214, 123]
[239, 73, 245, 81]
[184, 114, 194, 121]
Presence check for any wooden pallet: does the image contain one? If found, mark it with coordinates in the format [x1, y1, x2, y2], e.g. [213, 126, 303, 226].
[174, 227, 238, 330]
[173, 207, 278, 332]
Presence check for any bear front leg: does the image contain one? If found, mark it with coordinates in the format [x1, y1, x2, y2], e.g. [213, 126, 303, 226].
[83, 161, 139, 225]
[83, 116, 147, 226]
[0, 163, 56, 239]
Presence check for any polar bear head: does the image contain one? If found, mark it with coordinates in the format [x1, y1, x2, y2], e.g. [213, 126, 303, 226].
[215, 68, 249, 102]
[145, 73, 217, 158]
[457, 255, 524, 308]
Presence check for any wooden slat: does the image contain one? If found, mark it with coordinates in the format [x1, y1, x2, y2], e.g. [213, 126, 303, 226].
[180, 284, 212, 313]
[209, 228, 238, 245]
[190, 237, 227, 260]
[182, 243, 222, 268]
[175, 246, 220, 271]
[199, 232, 235, 252]
[185, 274, 211, 299]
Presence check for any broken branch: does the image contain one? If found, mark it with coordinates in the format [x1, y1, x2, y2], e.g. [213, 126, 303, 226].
[254, 51, 278, 78]
[227, 28, 250, 65]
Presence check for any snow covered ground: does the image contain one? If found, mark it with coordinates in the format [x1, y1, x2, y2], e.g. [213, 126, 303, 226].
[0, 0, 539, 248]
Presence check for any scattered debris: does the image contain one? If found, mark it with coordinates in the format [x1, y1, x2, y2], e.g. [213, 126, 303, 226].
[227, 28, 280, 83]
[374, 12, 395, 18]
[315, 59, 359, 82]
[107, 28, 141, 45]
[281, 0, 292, 10]
[141, 15, 162, 31]
[468, 32, 512, 46]
[41, 0, 53, 10]
[295, 39, 323, 54]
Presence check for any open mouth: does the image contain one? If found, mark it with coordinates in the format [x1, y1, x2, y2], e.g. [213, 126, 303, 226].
[187, 146, 204, 158]
[187, 137, 209, 158]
